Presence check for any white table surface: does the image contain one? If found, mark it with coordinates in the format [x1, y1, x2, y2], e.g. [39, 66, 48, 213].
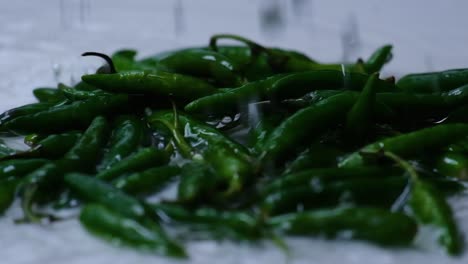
[1, 1, 467, 263]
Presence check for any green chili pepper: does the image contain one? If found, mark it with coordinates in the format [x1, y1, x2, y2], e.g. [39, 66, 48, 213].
[97, 115, 146, 172]
[444, 105, 468, 123]
[149, 111, 253, 196]
[410, 180, 462, 254]
[184, 74, 287, 116]
[345, 73, 378, 139]
[247, 113, 287, 154]
[264, 167, 394, 196]
[2, 95, 127, 134]
[151, 203, 261, 240]
[283, 144, 344, 174]
[262, 176, 407, 215]
[0, 178, 19, 214]
[177, 161, 219, 203]
[267, 70, 394, 101]
[364, 45, 393, 73]
[96, 147, 170, 182]
[58, 83, 110, 101]
[20, 116, 109, 212]
[261, 92, 359, 163]
[435, 152, 468, 180]
[113, 165, 180, 196]
[33, 87, 65, 102]
[0, 101, 60, 127]
[80, 204, 186, 258]
[65, 173, 148, 220]
[158, 49, 243, 87]
[6, 131, 82, 160]
[209, 34, 364, 74]
[397, 68, 468, 93]
[0, 159, 48, 180]
[82, 71, 217, 101]
[267, 207, 417, 246]
[382, 151, 462, 255]
[339, 123, 468, 168]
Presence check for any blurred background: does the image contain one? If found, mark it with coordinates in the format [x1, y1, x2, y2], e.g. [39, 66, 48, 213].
[1, 1, 468, 263]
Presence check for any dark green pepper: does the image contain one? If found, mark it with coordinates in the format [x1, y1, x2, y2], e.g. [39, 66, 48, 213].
[97, 115, 146, 172]
[2, 95, 127, 134]
[82, 71, 217, 101]
[283, 144, 344, 174]
[80, 203, 186, 258]
[268, 207, 417, 246]
[184, 74, 287, 116]
[151, 203, 261, 240]
[65, 173, 149, 220]
[410, 179, 462, 254]
[113, 165, 180, 195]
[261, 176, 407, 215]
[345, 73, 378, 139]
[364, 45, 393, 74]
[261, 92, 358, 162]
[58, 83, 110, 101]
[397, 68, 468, 93]
[96, 147, 169, 182]
[33, 87, 65, 102]
[340, 123, 468, 168]
[158, 49, 243, 87]
[436, 152, 468, 180]
[148, 111, 253, 196]
[0, 159, 48, 180]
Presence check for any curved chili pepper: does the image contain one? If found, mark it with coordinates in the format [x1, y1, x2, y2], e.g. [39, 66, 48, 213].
[267, 70, 394, 101]
[397, 68, 468, 93]
[261, 91, 359, 163]
[97, 115, 146, 172]
[4, 131, 82, 160]
[282, 144, 344, 174]
[0, 101, 65, 127]
[80, 203, 186, 258]
[261, 176, 407, 215]
[151, 203, 261, 240]
[364, 45, 393, 73]
[184, 74, 287, 116]
[65, 172, 149, 220]
[148, 111, 253, 197]
[267, 207, 417, 246]
[58, 83, 110, 101]
[113, 165, 180, 195]
[339, 123, 468, 168]
[158, 48, 243, 87]
[33, 87, 66, 102]
[19, 116, 109, 221]
[2, 95, 127, 134]
[382, 151, 461, 255]
[81, 71, 217, 101]
[96, 147, 170, 181]
[345, 73, 379, 139]
[0, 159, 49, 180]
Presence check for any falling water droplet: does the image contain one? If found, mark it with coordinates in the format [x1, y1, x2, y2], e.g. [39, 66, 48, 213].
[259, 0, 286, 36]
[52, 63, 62, 83]
[341, 14, 361, 63]
[173, 0, 185, 36]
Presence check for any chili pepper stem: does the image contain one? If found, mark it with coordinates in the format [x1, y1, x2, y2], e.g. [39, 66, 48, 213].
[82, 52, 117, 74]
[154, 118, 193, 159]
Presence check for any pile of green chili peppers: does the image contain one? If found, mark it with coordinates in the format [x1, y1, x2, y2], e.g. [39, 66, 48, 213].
[0, 34, 467, 258]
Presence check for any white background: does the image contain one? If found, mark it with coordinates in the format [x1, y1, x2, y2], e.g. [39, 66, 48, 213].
[1, 0, 468, 263]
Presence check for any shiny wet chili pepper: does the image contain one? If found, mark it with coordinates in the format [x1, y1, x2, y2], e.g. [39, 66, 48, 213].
[267, 207, 417, 246]
[80, 203, 186, 258]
